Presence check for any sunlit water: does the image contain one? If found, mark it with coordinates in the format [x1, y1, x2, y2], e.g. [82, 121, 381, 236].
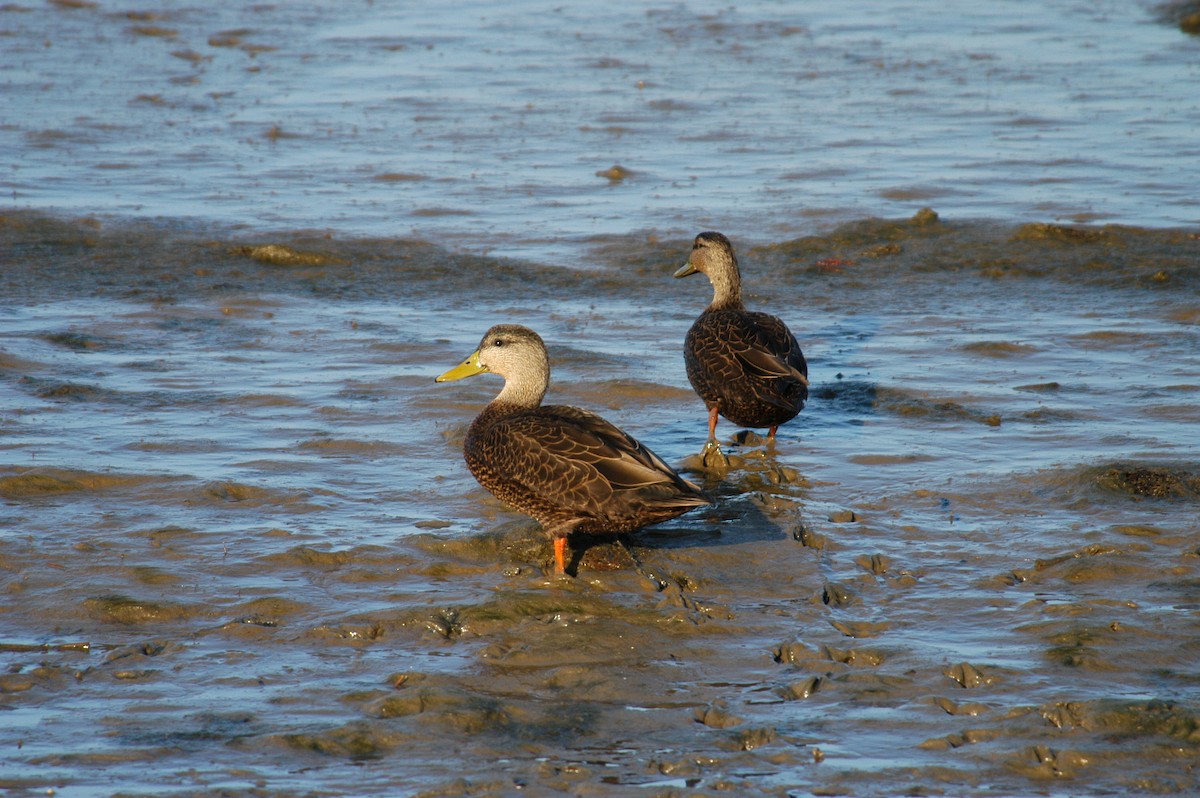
[2, 0, 1200, 796]
[3, 0, 1199, 259]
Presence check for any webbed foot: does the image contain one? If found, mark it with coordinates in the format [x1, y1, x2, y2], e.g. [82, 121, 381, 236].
[700, 438, 730, 470]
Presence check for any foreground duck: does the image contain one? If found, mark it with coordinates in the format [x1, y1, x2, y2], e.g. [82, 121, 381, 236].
[674, 232, 809, 462]
[436, 324, 710, 575]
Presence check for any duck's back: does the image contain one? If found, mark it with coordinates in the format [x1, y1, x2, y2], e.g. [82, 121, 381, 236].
[684, 308, 808, 429]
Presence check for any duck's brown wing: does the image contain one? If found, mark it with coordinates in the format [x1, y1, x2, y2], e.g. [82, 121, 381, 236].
[469, 406, 708, 529]
[736, 311, 809, 403]
[550, 406, 706, 493]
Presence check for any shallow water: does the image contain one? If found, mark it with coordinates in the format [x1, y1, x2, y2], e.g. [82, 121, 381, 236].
[3, 0, 1200, 259]
[2, 212, 1198, 797]
[3, 1, 1200, 796]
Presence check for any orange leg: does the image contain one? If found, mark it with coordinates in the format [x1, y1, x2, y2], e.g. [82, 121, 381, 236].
[768, 425, 778, 441]
[701, 405, 730, 468]
[553, 536, 568, 574]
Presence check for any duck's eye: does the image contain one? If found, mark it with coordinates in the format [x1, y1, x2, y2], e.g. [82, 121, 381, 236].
[492, 338, 504, 347]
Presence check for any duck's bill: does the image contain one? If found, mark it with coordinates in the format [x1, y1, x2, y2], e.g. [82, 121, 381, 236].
[435, 350, 487, 382]
[673, 262, 698, 278]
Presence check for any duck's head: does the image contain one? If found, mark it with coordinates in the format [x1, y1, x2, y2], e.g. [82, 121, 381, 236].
[674, 231, 742, 309]
[436, 324, 549, 407]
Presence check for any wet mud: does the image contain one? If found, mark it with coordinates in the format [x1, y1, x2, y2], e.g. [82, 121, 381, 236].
[2, 210, 1198, 796]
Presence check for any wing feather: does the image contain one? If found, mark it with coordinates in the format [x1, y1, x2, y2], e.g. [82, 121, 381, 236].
[473, 407, 706, 524]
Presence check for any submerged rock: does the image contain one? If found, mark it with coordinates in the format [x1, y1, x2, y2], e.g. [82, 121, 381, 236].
[236, 244, 343, 267]
[1095, 465, 1200, 499]
[83, 595, 195, 625]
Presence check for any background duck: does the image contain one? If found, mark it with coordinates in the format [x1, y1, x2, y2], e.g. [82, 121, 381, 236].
[436, 324, 710, 575]
[674, 231, 809, 463]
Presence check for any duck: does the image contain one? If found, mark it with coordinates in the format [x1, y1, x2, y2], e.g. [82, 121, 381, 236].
[436, 324, 710, 575]
[673, 231, 809, 462]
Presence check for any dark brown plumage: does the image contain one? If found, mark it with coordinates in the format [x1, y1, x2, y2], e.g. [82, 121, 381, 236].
[436, 324, 710, 574]
[674, 232, 809, 453]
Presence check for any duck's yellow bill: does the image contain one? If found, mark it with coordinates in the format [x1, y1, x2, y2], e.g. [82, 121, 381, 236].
[673, 262, 698, 278]
[435, 350, 487, 382]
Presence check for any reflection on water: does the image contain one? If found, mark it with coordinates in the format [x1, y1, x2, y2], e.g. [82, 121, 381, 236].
[1, 211, 1198, 795]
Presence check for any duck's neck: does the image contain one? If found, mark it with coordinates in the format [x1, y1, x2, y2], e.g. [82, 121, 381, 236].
[474, 376, 547, 426]
[498, 372, 546, 408]
[707, 265, 744, 312]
